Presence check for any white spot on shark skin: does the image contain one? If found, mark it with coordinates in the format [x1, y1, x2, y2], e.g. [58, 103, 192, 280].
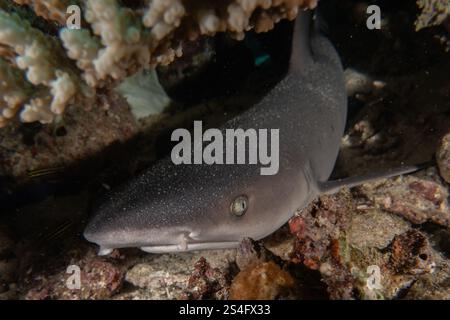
[98, 247, 113, 256]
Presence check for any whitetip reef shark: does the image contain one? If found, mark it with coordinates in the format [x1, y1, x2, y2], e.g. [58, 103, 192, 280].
[84, 11, 418, 255]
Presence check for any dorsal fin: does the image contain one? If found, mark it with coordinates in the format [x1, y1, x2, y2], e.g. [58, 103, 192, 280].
[317, 164, 423, 195]
[290, 9, 314, 70]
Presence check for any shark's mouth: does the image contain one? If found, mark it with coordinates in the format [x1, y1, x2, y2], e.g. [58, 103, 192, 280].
[97, 241, 240, 256]
[139, 241, 240, 253]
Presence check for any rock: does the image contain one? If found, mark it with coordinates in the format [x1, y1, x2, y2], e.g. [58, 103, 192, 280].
[228, 238, 309, 300]
[181, 257, 230, 300]
[435, 230, 450, 257]
[356, 171, 449, 227]
[263, 226, 295, 261]
[79, 260, 124, 299]
[113, 288, 157, 300]
[405, 259, 450, 299]
[125, 262, 190, 300]
[349, 210, 410, 250]
[289, 189, 353, 270]
[125, 250, 236, 299]
[229, 261, 297, 300]
[0, 225, 18, 285]
[349, 229, 441, 300]
[436, 132, 450, 183]
[387, 230, 436, 275]
[25, 251, 124, 300]
[235, 238, 283, 271]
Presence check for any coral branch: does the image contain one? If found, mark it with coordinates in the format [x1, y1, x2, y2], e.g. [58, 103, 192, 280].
[415, 0, 449, 31]
[0, 9, 81, 124]
[13, 0, 78, 25]
[0, 58, 32, 126]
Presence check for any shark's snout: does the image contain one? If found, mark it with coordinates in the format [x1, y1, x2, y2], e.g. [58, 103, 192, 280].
[83, 223, 101, 245]
[83, 217, 115, 249]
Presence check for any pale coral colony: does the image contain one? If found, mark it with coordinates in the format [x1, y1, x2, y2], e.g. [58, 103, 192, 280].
[1, 0, 448, 128]
[0, 0, 319, 128]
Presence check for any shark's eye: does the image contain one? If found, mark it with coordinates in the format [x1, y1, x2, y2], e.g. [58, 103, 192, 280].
[230, 195, 248, 216]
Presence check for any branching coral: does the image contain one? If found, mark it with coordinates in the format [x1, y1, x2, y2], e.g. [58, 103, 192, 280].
[415, 0, 450, 31]
[0, 0, 318, 127]
[0, 58, 33, 127]
[13, 0, 79, 25]
[0, 9, 83, 125]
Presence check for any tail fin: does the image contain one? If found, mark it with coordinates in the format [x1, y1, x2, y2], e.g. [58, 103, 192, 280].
[317, 164, 425, 195]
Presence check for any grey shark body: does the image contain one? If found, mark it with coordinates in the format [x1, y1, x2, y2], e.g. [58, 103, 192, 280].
[84, 12, 413, 255]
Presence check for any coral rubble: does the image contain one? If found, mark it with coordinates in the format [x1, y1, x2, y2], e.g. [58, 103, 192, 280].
[289, 183, 446, 299]
[182, 257, 229, 300]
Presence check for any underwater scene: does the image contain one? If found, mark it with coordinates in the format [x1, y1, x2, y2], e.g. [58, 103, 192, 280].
[0, 0, 449, 302]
